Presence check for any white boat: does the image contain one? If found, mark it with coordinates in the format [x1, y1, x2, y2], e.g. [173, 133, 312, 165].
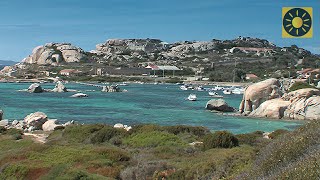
[208, 91, 224, 98]
[187, 94, 197, 101]
[223, 89, 233, 95]
[231, 88, 244, 94]
[212, 85, 224, 91]
[70, 93, 88, 98]
[180, 85, 189, 91]
[195, 86, 205, 91]
[117, 83, 128, 86]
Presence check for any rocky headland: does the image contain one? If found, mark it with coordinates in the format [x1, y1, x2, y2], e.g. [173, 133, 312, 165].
[239, 78, 320, 120]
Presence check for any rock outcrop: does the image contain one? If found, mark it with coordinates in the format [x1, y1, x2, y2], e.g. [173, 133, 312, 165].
[42, 119, 64, 131]
[94, 39, 168, 55]
[206, 99, 235, 112]
[241, 80, 320, 120]
[282, 88, 320, 120]
[28, 83, 44, 93]
[0, 119, 9, 127]
[22, 43, 88, 65]
[24, 112, 48, 130]
[249, 99, 291, 119]
[239, 78, 282, 114]
[52, 81, 68, 92]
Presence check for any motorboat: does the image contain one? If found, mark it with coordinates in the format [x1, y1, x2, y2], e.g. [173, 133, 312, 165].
[195, 86, 205, 91]
[212, 85, 224, 91]
[208, 91, 224, 98]
[223, 89, 233, 95]
[231, 87, 244, 94]
[180, 85, 188, 91]
[187, 94, 197, 101]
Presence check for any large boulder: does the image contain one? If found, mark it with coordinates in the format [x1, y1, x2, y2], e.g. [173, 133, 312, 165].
[24, 112, 48, 129]
[249, 99, 291, 119]
[283, 88, 320, 120]
[52, 81, 68, 92]
[206, 99, 235, 112]
[239, 78, 282, 114]
[28, 83, 44, 93]
[22, 43, 88, 65]
[42, 119, 64, 131]
[246, 88, 320, 120]
[0, 119, 9, 127]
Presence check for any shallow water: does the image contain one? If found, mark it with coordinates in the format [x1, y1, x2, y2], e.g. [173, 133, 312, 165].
[0, 83, 302, 134]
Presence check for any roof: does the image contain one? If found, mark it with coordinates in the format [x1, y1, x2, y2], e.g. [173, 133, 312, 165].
[145, 64, 180, 70]
[157, 66, 180, 70]
[246, 73, 258, 78]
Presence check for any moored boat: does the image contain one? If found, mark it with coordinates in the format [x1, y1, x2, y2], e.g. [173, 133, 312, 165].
[208, 91, 224, 98]
[223, 89, 233, 95]
[187, 94, 197, 101]
[180, 85, 188, 91]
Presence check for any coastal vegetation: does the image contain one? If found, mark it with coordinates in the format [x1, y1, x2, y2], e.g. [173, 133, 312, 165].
[289, 81, 316, 92]
[0, 121, 319, 179]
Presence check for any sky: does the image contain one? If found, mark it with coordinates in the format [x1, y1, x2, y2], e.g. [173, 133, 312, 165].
[0, 0, 319, 62]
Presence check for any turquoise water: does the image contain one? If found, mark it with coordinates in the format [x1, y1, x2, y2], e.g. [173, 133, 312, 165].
[0, 83, 302, 134]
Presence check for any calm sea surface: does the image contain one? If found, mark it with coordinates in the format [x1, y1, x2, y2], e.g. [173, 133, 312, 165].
[0, 83, 302, 134]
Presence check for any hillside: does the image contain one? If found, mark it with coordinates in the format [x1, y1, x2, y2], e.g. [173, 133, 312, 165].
[2, 37, 320, 82]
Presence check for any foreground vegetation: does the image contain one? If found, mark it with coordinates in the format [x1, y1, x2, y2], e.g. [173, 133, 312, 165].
[0, 121, 319, 179]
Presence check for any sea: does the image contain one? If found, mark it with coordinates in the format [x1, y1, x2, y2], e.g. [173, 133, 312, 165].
[0, 82, 302, 134]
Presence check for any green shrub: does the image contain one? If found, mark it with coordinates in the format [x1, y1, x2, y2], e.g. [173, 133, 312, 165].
[93, 147, 130, 162]
[124, 131, 185, 148]
[4, 128, 23, 135]
[236, 131, 264, 146]
[90, 126, 128, 144]
[289, 81, 314, 92]
[0, 164, 29, 180]
[0, 126, 6, 133]
[62, 124, 104, 143]
[268, 129, 289, 139]
[203, 131, 239, 150]
[130, 124, 163, 134]
[164, 125, 210, 138]
[2, 128, 23, 140]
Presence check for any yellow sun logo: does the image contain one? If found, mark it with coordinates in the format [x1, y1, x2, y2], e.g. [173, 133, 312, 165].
[282, 7, 312, 38]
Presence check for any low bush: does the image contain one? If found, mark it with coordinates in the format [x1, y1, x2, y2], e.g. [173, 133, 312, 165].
[236, 131, 264, 146]
[90, 126, 128, 144]
[62, 124, 104, 143]
[203, 131, 239, 150]
[268, 129, 289, 139]
[124, 131, 185, 148]
[289, 81, 315, 92]
[0, 126, 6, 133]
[164, 125, 210, 138]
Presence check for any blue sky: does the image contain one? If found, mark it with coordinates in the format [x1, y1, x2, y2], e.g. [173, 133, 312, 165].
[0, 0, 319, 61]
